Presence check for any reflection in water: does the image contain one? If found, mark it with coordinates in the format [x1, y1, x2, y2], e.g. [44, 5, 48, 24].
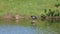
[0, 25, 59, 34]
[15, 20, 19, 23]
[0, 25, 38, 34]
[0, 19, 60, 34]
[47, 19, 60, 23]
[40, 19, 60, 34]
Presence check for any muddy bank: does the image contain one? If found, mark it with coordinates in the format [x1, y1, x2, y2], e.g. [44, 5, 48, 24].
[41, 16, 60, 21]
[0, 14, 25, 21]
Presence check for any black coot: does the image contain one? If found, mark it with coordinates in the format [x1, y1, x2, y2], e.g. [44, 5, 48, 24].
[31, 16, 37, 20]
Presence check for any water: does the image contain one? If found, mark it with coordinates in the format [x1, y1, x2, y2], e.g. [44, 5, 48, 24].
[0, 20, 60, 34]
[0, 25, 38, 34]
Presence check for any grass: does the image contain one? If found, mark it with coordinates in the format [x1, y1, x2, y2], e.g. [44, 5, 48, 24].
[0, 0, 60, 34]
[0, 0, 60, 16]
[0, 0, 60, 27]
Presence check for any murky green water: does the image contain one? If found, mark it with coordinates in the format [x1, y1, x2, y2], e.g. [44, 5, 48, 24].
[0, 20, 60, 34]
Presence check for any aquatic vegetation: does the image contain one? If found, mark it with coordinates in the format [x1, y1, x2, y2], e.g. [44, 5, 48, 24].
[44, 9, 60, 16]
[55, 3, 60, 8]
[40, 9, 60, 21]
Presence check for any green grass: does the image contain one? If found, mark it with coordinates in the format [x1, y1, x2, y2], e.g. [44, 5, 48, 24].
[0, 0, 60, 16]
[0, 0, 60, 33]
[0, 0, 60, 27]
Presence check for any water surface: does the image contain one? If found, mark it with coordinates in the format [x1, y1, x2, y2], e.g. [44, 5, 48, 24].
[0, 20, 60, 34]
